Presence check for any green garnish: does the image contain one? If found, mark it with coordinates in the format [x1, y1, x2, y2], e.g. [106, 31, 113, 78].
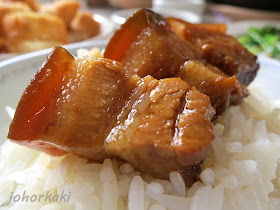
[238, 25, 280, 60]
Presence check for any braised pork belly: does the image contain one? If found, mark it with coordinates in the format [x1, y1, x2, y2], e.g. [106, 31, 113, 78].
[8, 46, 131, 159]
[8, 8, 259, 186]
[8, 46, 215, 186]
[104, 9, 199, 79]
[104, 9, 256, 117]
[178, 60, 249, 117]
[105, 76, 215, 186]
[167, 17, 259, 86]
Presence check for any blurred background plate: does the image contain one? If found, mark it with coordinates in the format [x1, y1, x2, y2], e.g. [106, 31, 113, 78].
[110, 8, 201, 26]
[89, 13, 115, 40]
[0, 53, 17, 62]
[226, 20, 280, 60]
[208, 3, 280, 21]
[227, 20, 280, 36]
[0, 13, 114, 62]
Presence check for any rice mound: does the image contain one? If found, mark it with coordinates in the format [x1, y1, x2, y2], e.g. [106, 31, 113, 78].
[1, 50, 280, 210]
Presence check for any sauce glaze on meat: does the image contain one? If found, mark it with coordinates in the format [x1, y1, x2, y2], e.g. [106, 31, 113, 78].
[8, 9, 259, 186]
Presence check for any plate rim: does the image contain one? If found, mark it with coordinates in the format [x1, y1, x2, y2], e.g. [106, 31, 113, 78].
[1, 44, 279, 72]
[90, 13, 115, 40]
[0, 40, 108, 70]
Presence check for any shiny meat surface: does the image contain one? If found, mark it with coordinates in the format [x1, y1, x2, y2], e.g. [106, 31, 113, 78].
[8, 8, 260, 187]
[106, 76, 215, 186]
[120, 27, 198, 79]
[168, 17, 259, 86]
[178, 60, 249, 117]
[104, 9, 253, 117]
[8, 47, 215, 186]
[8, 46, 130, 160]
[8, 46, 74, 156]
[104, 9, 199, 79]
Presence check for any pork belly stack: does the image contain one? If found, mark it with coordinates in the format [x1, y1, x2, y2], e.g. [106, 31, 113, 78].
[8, 9, 259, 186]
[104, 9, 252, 117]
[167, 17, 259, 86]
[8, 46, 215, 186]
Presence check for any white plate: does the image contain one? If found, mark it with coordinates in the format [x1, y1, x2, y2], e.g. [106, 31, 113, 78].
[0, 41, 279, 144]
[226, 20, 280, 36]
[111, 8, 201, 26]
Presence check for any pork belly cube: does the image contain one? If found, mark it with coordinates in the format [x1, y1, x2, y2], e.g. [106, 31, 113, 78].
[104, 9, 249, 118]
[167, 17, 227, 35]
[178, 60, 249, 117]
[104, 8, 199, 78]
[8, 46, 216, 186]
[105, 76, 215, 186]
[8, 46, 130, 160]
[168, 17, 259, 86]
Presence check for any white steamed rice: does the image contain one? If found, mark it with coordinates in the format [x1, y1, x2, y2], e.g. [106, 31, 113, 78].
[0, 49, 280, 210]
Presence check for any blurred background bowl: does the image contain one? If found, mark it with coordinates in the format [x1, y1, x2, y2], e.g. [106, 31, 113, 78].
[153, 0, 206, 17]
[111, 8, 201, 26]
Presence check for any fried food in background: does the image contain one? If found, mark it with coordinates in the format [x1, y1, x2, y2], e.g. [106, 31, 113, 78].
[1, 0, 39, 11]
[40, 0, 80, 28]
[70, 11, 100, 42]
[0, 2, 32, 53]
[3, 12, 69, 53]
[0, 2, 31, 36]
[0, 0, 100, 54]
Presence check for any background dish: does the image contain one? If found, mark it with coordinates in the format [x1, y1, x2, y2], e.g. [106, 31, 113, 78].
[226, 20, 280, 36]
[89, 14, 115, 40]
[226, 20, 280, 60]
[209, 3, 280, 21]
[0, 40, 279, 144]
[0, 14, 114, 61]
[110, 8, 201, 25]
